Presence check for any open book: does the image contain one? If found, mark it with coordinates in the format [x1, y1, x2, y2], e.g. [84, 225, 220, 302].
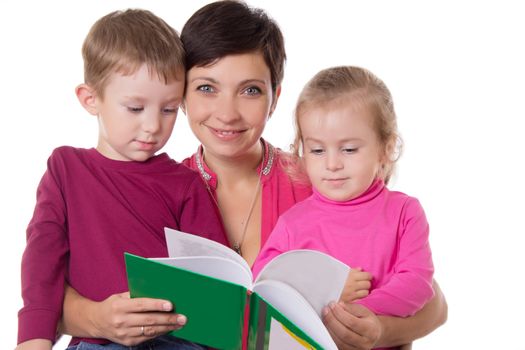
[125, 228, 350, 349]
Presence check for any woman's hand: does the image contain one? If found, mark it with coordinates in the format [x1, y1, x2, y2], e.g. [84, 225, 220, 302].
[62, 285, 186, 346]
[15, 339, 52, 350]
[322, 302, 382, 350]
[323, 279, 447, 349]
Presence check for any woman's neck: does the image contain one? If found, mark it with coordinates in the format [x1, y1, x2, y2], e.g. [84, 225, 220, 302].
[203, 141, 264, 186]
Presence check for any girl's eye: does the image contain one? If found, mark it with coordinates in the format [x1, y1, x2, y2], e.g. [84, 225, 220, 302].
[343, 147, 358, 154]
[244, 86, 262, 96]
[310, 148, 325, 155]
[128, 106, 144, 113]
[197, 85, 215, 93]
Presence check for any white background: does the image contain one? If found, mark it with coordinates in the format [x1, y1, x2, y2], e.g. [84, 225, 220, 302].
[1, 1, 524, 349]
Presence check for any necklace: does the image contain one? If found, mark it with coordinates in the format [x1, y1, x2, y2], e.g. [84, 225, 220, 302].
[198, 144, 267, 256]
[232, 170, 262, 255]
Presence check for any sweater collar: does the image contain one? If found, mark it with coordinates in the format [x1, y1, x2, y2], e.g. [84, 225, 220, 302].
[88, 148, 172, 172]
[194, 138, 275, 190]
[312, 178, 385, 207]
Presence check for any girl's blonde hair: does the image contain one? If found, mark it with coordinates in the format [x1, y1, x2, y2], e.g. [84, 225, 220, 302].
[292, 66, 403, 184]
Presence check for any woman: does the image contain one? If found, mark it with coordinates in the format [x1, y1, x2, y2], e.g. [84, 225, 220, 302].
[62, 1, 447, 349]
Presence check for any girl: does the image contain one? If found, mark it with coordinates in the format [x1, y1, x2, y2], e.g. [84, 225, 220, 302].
[253, 66, 435, 345]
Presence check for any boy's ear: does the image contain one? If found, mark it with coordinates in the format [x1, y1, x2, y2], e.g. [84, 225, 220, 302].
[75, 84, 98, 116]
[268, 85, 282, 119]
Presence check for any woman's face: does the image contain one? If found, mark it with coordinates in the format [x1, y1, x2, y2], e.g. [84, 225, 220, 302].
[183, 52, 277, 161]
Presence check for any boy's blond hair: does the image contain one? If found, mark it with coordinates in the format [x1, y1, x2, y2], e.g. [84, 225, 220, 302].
[82, 9, 185, 97]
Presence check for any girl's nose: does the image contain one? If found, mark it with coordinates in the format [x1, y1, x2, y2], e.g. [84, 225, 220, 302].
[326, 151, 343, 171]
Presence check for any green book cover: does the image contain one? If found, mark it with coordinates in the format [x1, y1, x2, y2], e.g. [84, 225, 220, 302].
[125, 253, 247, 349]
[125, 228, 351, 350]
[248, 292, 322, 350]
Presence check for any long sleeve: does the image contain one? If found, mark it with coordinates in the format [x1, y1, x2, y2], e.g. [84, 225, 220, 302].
[356, 198, 434, 316]
[18, 156, 69, 343]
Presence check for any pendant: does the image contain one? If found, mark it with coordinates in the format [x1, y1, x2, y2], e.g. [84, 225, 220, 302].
[233, 244, 242, 255]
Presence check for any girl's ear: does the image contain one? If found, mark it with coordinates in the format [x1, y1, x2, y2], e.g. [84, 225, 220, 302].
[180, 100, 186, 115]
[75, 84, 98, 116]
[268, 85, 282, 119]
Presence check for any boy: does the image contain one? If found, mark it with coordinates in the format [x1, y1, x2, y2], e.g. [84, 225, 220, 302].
[17, 9, 226, 350]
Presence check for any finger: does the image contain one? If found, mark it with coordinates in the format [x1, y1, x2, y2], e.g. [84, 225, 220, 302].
[354, 289, 370, 299]
[323, 303, 363, 347]
[130, 315, 187, 343]
[352, 271, 373, 281]
[355, 280, 371, 290]
[117, 291, 131, 298]
[342, 303, 377, 337]
[124, 297, 174, 313]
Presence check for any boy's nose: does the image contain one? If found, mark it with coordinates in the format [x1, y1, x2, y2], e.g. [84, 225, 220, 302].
[142, 113, 161, 133]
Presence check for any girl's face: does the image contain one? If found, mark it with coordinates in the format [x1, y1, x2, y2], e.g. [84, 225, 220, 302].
[300, 102, 385, 202]
[183, 52, 277, 161]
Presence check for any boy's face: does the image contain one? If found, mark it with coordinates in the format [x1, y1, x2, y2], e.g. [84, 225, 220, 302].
[300, 102, 384, 202]
[93, 64, 184, 162]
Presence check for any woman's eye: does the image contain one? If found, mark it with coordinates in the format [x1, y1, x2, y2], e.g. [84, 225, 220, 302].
[197, 85, 214, 93]
[244, 86, 262, 96]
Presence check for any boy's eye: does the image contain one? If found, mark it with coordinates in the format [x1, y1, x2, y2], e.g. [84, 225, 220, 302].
[128, 106, 144, 113]
[243, 86, 262, 96]
[162, 107, 178, 115]
[197, 85, 215, 93]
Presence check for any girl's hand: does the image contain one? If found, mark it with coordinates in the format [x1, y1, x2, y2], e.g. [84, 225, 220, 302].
[340, 268, 372, 304]
[322, 302, 382, 350]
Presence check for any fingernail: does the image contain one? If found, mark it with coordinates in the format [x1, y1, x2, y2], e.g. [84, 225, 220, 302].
[329, 301, 336, 310]
[322, 306, 329, 316]
[177, 315, 187, 325]
[162, 302, 172, 311]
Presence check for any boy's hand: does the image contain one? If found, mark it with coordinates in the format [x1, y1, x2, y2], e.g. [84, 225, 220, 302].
[15, 339, 52, 350]
[340, 268, 372, 304]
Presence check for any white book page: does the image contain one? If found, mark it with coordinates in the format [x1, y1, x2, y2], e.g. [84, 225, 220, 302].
[151, 256, 253, 289]
[268, 318, 312, 350]
[255, 249, 349, 316]
[253, 279, 337, 350]
[164, 227, 251, 276]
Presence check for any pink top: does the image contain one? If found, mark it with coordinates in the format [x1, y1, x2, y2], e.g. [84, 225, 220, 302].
[182, 139, 312, 248]
[253, 179, 434, 318]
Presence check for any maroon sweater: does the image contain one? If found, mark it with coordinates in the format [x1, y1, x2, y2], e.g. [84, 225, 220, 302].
[18, 147, 227, 344]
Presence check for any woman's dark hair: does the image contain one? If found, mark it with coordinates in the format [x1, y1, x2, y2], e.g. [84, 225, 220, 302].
[181, 0, 286, 94]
